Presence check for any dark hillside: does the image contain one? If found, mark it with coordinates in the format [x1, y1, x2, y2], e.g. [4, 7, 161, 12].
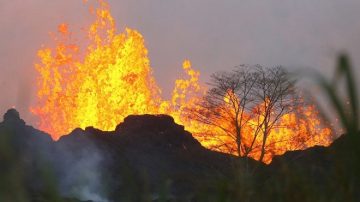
[0, 109, 359, 201]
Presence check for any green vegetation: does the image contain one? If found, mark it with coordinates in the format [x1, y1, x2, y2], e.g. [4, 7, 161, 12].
[316, 54, 359, 135]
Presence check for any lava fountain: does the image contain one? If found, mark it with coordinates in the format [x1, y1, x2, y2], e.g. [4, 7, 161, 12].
[31, 0, 332, 163]
[31, 1, 202, 139]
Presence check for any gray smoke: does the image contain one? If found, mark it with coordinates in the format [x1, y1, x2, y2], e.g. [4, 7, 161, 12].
[52, 137, 110, 202]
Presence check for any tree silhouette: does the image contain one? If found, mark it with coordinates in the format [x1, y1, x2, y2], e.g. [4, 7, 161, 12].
[251, 66, 298, 162]
[190, 65, 299, 161]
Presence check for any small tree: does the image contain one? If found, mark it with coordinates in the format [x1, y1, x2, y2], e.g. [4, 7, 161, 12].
[251, 66, 298, 162]
[191, 66, 257, 156]
[190, 65, 298, 161]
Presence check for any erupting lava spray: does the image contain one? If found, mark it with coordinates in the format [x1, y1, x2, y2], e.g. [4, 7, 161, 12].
[32, 0, 332, 163]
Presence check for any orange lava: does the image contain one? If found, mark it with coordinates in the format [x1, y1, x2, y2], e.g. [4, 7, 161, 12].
[31, 0, 332, 163]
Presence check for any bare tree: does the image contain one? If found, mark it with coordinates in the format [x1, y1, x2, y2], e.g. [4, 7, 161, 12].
[191, 66, 257, 156]
[190, 65, 298, 161]
[251, 66, 297, 162]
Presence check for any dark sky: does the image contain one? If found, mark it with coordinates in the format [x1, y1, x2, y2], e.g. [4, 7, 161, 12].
[1, 0, 360, 125]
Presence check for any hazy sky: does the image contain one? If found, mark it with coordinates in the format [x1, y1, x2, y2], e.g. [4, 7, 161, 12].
[1, 0, 360, 125]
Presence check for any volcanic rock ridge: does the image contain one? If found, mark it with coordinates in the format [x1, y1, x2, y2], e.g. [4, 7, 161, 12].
[0, 108, 359, 202]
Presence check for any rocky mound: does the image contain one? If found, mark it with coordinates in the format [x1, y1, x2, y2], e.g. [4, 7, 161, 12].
[57, 114, 243, 201]
[0, 109, 246, 201]
[1, 109, 359, 201]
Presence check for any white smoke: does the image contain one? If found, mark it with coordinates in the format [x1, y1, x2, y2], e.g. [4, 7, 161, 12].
[56, 143, 110, 202]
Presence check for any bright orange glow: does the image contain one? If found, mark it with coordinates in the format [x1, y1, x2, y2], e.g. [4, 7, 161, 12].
[31, 0, 332, 163]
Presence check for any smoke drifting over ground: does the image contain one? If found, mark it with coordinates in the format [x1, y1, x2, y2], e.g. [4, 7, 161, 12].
[55, 141, 109, 202]
[1, 109, 247, 201]
[0, 109, 110, 201]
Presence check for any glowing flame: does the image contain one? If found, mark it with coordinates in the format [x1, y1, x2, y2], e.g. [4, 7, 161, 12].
[32, 0, 332, 163]
[31, 1, 203, 140]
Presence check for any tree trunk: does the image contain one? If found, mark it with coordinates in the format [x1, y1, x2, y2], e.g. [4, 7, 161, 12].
[235, 121, 242, 157]
[259, 125, 268, 162]
[236, 139, 241, 157]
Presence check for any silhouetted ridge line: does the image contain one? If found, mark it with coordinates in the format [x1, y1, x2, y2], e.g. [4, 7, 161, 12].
[2, 109, 358, 201]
